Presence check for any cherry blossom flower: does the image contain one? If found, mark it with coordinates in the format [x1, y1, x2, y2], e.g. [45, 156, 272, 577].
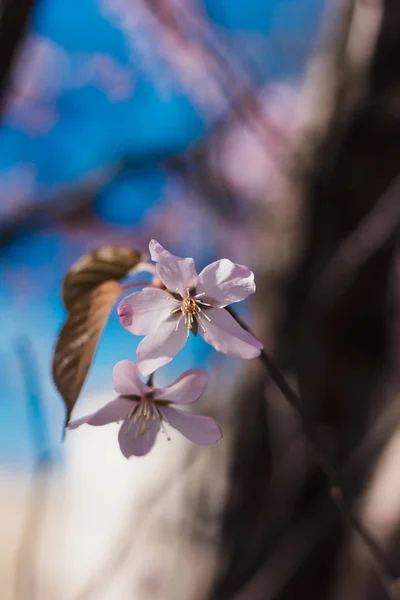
[68, 360, 221, 458]
[118, 239, 263, 375]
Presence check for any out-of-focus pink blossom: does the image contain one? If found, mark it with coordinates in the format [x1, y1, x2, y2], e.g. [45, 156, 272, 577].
[119, 240, 263, 375]
[217, 83, 299, 204]
[4, 34, 136, 134]
[0, 164, 37, 222]
[99, 0, 231, 117]
[68, 360, 221, 457]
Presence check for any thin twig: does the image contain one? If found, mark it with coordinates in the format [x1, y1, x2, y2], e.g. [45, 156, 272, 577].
[230, 388, 400, 599]
[228, 307, 396, 589]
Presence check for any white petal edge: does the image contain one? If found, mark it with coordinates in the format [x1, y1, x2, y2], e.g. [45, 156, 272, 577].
[153, 369, 208, 404]
[137, 317, 188, 376]
[160, 406, 222, 446]
[118, 288, 178, 336]
[197, 259, 256, 307]
[200, 307, 263, 358]
[68, 397, 135, 429]
[149, 239, 198, 297]
[112, 360, 150, 396]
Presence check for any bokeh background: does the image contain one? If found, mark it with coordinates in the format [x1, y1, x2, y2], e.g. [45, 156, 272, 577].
[0, 0, 323, 464]
[2, 1, 400, 599]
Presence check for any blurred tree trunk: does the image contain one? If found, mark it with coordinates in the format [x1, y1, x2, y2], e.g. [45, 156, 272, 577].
[211, 0, 400, 599]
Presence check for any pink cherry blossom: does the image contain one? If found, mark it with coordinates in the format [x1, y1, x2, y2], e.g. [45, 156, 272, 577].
[118, 240, 263, 375]
[68, 360, 222, 458]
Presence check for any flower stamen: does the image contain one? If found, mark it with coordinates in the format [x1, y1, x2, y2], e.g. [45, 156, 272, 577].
[169, 288, 212, 337]
[197, 299, 212, 307]
[159, 419, 171, 441]
[175, 314, 183, 331]
[126, 398, 163, 439]
[196, 306, 211, 322]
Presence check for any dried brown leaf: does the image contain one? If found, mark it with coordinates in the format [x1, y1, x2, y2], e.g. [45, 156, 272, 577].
[62, 246, 143, 311]
[53, 280, 122, 425]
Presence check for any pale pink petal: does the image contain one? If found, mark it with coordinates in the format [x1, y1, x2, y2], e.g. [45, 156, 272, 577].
[153, 369, 208, 404]
[200, 307, 263, 358]
[160, 406, 222, 446]
[118, 288, 178, 336]
[197, 259, 256, 307]
[117, 301, 133, 327]
[118, 417, 159, 457]
[137, 318, 188, 376]
[113, 360, 150, 396]
[68, 397, 135, 430]
[68, 415, 92, 430]
[149, 239, 198, 297]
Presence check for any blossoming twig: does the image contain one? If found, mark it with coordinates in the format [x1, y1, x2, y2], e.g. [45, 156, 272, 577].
[227, 306, 397, 586]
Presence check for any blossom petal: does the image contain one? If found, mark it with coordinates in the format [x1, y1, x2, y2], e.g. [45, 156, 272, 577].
[160, 406, 222, 446]
[118, 417, 159, 457]
[197, 259, 256, 307]
[118, 288, 178, 336]
[137, 318, 187, 376]
[68, 415, 92, 430]
[117, 301, 133, 327]
[153, 369, 208, 404]
[149, 239, 198, 297]
[68, 397, 135, 430]
[200, 307, 263, 358]
[113, 360, 150, 396]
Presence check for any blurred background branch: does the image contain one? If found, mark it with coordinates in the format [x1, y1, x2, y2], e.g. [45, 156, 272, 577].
[0, 0, 35, 112]
[14, 340, 52, 600]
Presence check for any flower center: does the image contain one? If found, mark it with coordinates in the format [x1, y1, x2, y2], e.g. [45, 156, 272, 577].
[182, 296, 197, 315]
[170, 288, 212, 337]
[127, 396, 171, 441]
[129, 396, 160, 425]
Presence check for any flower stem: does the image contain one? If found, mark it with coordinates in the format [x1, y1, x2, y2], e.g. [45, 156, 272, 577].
[228, 306, 396, 585]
